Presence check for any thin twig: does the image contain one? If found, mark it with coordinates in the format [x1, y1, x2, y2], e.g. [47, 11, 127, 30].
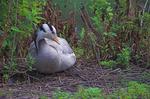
[140, 0, 149, 27]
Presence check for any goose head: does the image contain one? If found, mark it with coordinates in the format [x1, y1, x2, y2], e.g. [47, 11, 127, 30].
[37, 23, 59, 44]
[36, 24, 60, 51]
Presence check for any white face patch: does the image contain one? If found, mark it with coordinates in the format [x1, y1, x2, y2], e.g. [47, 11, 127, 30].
[40, 24, 57, 38]
[51, 25, 57, 34]
[42, 24, 51, 33]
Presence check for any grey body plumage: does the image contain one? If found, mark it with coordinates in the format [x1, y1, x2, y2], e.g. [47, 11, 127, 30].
[29, 24, 76, 73]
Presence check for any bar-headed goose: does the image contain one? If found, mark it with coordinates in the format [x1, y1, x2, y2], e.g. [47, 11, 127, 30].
[29, 24, 76, 73]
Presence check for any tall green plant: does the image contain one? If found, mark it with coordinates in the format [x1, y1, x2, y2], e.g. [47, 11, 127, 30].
[0, 0, 46, 81]
[116, 47, 131, 68]
[90, 0, 113, 32]
[0, 0, 46, 57]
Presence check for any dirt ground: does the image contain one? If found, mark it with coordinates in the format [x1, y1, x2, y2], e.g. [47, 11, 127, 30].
[0, 59, 150, 99]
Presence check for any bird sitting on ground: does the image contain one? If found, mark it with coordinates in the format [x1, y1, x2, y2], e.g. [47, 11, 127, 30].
[29, 23, 76, 73]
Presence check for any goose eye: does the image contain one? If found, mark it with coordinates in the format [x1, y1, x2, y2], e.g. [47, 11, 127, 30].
[52, 31, 55, 34]
[49, 25, 53, 31]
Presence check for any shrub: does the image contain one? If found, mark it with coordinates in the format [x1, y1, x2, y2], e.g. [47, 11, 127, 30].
[100, 47, 131, 69]
[116, 47, 131, 68]
[0, 0, 46, 57]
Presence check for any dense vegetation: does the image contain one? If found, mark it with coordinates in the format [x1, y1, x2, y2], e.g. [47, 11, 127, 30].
[0, 0, 150, 98]
[81, 0, 150, 69]
[0, 0, 46, 57]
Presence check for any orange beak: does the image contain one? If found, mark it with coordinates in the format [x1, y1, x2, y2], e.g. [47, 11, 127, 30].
[53, 37, 60, 44]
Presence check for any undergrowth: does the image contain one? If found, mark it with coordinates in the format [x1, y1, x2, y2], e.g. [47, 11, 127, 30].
[2, 54, 35, 82]
[80, 0, 150, 69]
[0, 0, 46, 81]
[100, 47, 131, 69]
[0, 0, 46, 57]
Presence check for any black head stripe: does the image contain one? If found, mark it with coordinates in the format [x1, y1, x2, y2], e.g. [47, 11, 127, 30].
[49, 25, 55, 34]
[40, 25, 46, 32]
[49, 25, 53, 32]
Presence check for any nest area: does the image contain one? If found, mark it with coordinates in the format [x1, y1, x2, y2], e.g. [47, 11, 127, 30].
[0, 58, 150, 98]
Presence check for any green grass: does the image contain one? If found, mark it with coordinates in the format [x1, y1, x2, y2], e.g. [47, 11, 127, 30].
[52, 81, 150, 99]
[73, 47, 84, 58]
[39, 95, 48, 99]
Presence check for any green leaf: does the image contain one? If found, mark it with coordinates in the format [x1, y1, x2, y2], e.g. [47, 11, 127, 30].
[11, 26, 24, 33]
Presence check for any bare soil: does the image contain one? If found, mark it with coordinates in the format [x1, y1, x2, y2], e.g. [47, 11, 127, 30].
[0, 59, 150, 99]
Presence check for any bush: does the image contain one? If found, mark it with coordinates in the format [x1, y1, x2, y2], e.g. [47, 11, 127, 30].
[116, 47, 131, 68]
[0, 0, 46, 57]
[100, 47, 131, 69]
[87, 0, 150, 68]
